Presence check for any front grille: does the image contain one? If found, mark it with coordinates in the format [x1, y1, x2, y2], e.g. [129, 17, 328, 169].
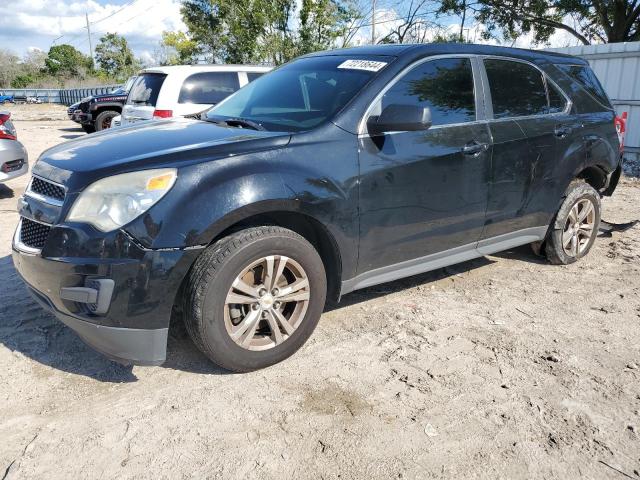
[1, 159, 24, 173]
[20, 218, 51, 249]
[30, 176, 66, 202]
[79, 102, 90, 113]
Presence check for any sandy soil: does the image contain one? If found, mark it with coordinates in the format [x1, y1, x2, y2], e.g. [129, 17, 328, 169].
[1, 114, 639, 479]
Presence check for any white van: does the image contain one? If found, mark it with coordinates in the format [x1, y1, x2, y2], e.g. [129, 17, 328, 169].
[120, 65, 271, 126]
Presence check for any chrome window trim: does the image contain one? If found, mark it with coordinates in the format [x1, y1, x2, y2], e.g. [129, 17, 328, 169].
[13, 218, 44, 255]
[357, 54, 481, 136]
[480, 55, 573, 121]
[24, 174, 67, 207]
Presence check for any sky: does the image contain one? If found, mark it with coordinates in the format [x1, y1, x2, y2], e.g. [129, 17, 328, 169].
[1, 0, 186, 62]
[0, 0, 585, 64]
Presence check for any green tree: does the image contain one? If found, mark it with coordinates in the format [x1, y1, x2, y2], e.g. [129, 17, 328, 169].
[10, 74, 36, 88]
[439, 0, 640, 45]
[95, 33, 138, 78]
[161, 31, 199, 65]
[180, 0, 363, 64]
[180, 0, 225, 61]
[298, 0, 357, 54]
[45, 44, 93, 78]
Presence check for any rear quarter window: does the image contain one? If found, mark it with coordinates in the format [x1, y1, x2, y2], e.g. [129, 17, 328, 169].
[126, 73, 167, 106]
[247, 72, 265, 82]
[556, 64, 611, 109]
[178, 72, 241, 104]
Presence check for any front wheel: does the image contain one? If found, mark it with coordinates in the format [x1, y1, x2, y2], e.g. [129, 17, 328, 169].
[94, 110, 119, 131]
[183, 226, 327, 372]
[545, 180, 601, 265]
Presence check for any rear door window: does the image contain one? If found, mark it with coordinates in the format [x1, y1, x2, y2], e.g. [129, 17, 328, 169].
[126, 73, 167, 107]
[178, 72, 241, 105]
[556, 64, 610, 107]
[380, 57, 476, 126]
[484, 59, 548, 118]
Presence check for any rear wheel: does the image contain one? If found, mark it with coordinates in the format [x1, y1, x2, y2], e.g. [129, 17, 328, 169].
[545, 180, 601, 265]
[94, 110, 119, 131]
[183, 226, 327, 372]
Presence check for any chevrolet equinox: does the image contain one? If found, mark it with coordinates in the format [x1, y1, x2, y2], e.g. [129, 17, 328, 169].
[12, 44, 622, 371]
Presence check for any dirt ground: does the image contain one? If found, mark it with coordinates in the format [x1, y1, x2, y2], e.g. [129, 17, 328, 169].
[1, 109, 639, 479]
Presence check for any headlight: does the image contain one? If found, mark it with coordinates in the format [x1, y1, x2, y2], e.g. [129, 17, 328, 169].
[67, 168, 177, 232]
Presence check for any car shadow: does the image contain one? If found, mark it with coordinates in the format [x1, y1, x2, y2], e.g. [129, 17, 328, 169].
[329, 255, 496, 311]
[59, 127, 83, 132]
[488, 244, 548, 265]
[0, 253, 230, 381]
[0, 184, 14, 200]
[0, 254, 138, 382]
[61, 134, 84, 140]
[0, 245, 544, 380]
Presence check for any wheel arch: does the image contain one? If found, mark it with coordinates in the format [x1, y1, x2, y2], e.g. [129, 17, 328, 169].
[91, 103, 123, 114]
[172, 202, 344, 313]
[575, 164, 609, 191]
[210, 208, 343, 306]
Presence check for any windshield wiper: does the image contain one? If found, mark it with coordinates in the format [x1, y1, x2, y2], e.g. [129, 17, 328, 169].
[204, 117, 265, 131]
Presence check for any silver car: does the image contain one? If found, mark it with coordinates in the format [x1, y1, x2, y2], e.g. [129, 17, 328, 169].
[0, 111, 28, 183]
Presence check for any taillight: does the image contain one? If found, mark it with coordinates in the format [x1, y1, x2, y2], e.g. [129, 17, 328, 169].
[0, 113, 17, 140]
[615, 112, 627, 153]
[152, 109, 173, 119]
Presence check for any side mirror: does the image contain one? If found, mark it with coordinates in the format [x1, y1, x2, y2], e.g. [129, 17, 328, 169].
[367, 104, 432, 135]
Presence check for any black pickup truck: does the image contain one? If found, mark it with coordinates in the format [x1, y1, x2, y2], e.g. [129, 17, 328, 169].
[71, 76, 136, 133]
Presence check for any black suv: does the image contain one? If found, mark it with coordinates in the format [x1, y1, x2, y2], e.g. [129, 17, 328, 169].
[12, 44, 621, 371]
[74, 76, 137, 133]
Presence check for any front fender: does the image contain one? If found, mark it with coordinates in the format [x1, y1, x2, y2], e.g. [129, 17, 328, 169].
[123, 125, 360, 280]
[90, 101, 123, 112]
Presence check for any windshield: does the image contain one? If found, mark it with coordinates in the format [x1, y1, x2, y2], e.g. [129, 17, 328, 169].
[205, 55, 392, 132]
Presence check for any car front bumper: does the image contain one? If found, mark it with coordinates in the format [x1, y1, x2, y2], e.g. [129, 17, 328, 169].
[12, 223, 202, 366]
[0, 139, 28, 182]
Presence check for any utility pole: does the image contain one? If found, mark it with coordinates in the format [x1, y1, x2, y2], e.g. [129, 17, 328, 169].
[85, 13, 94, 68]
[371, 0, 376, 44]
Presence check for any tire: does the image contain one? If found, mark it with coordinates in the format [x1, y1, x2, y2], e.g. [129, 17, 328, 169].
[94, 110, 119, 131]
[545, 180, 601, 265]
[81, 124, 96, 134]
[183, 226, 327, 372]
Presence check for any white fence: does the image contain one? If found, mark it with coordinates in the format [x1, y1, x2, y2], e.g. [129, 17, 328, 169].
[546, 41, 640, 173]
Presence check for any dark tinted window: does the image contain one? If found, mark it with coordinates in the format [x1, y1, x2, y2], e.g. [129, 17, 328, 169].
[381, 58, 475, 126]
[126, 73, 167, 107]
[547, 81, 567, 113]
[178, 72, 240, 104]
[207, 55, 388, 132]
[247, 72, 264, 82]
[485, 59, 548, 118]
[556, 64, 610, 107]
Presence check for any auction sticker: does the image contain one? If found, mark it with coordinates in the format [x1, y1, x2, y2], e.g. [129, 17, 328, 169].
[337, 59, 387, 72]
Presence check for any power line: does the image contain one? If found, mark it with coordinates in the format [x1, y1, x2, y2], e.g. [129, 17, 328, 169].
[89, 0, 140, 25]
[51, 0, 140, 46]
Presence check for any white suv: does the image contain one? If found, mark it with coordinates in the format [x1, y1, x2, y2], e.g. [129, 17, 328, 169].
[120, 65, 271, 126]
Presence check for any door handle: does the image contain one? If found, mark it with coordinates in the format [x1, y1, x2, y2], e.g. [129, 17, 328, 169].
[554, 125, 572, 138]
[462, 141, 489, 156]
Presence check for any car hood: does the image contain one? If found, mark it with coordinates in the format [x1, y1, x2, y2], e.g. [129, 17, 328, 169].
[34, 118, 291, 190]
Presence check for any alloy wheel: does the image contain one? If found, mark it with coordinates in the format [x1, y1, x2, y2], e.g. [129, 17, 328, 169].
[562, 198, 596, 257]
[224, 255, 310, 351]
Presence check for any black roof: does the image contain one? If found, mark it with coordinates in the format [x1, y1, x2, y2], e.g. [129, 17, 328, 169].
[307, 43, 585, 65]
